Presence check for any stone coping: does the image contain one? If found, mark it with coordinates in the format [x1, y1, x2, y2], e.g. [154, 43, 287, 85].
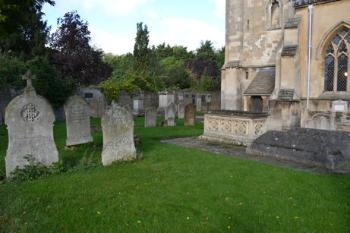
[207, 110, 268, 119]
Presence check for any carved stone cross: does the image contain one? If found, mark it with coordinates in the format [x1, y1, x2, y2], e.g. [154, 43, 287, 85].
[22, 70, 36, 88]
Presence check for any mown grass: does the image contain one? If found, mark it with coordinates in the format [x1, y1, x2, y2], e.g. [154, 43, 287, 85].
[0, 118, 349, 233]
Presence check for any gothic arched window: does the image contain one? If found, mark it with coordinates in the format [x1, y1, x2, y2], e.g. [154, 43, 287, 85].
[271, 0, 280, 28]
[324, 27, 349, 92]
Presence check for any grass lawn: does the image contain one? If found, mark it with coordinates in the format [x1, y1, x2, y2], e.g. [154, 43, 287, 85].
[0, 117, 350, 233]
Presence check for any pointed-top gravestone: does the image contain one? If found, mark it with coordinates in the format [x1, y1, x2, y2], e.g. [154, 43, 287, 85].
[101, 102, 136, 166]
[5, 70, 58, 177]
[64, 95, 93, 146]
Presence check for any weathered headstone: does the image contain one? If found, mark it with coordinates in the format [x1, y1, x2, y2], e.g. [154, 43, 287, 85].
[177, 103, 185, 119]
[64, 95, 93, 146]
[5, 71, 59, 177]
[165, 103, 176, 126]
[133, 98, 144, 116]
[145, 107, 157, 128]
[101, 102, 136, 166]
[184, 104, 196, 126]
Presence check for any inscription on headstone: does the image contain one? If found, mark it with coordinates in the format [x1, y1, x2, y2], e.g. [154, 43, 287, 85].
[65, 95, 93, 146]
[101, 102, 136, 166]
[5, 71, 59, 177]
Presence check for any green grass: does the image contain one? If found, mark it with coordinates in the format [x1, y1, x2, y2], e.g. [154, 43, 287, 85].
[0, 118, 350, 233]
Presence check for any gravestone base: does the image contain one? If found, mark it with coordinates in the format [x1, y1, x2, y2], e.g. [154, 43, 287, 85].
[247, 128, 350, 173]
[66, 136, 93, 147]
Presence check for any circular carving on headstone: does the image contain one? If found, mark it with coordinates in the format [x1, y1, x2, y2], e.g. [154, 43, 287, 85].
[21, 103, 40, 122]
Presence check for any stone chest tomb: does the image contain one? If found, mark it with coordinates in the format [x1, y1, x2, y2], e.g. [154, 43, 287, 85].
[5, 71, 59, 177]
[101, 102, 136, 166]
[64, 95, 93, 146]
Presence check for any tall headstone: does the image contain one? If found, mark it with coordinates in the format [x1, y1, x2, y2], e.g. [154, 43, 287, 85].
[165, 103, 176, 126]
[101, 102, 136, 166]
[64, 95, 93, 146]
[184, 104, 196, 126]
[5, 71, 58, 177]
[177, 102, 185, 119]
[145, 107, 157, 128]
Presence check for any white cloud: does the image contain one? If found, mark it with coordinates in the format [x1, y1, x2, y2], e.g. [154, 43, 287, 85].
[212, 0, 225, 17]
[90, 25, 134, 55]
[151, 17, 224, 51]
[80, 0, 152, 16]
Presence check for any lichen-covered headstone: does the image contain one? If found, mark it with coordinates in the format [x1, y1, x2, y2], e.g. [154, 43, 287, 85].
[184, 104, 196, 126]
[145, 107, 157, 128]
[5, 71, 58, 177]
[165, 103, 176, 126]
[101, 102, 136, 166]
[64, 95, 93, 146]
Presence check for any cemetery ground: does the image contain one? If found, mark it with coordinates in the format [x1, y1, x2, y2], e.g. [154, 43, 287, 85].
[0, 118, 350, 233]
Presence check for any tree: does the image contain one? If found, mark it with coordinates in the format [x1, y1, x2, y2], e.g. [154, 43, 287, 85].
[0, 0, 55, 58]
[186, 40, 223, 91]
[50, 11, 112, 86]
[133, 22, 150, 72]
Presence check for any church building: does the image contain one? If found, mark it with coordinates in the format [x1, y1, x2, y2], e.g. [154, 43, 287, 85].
[221, 0, 350, 132]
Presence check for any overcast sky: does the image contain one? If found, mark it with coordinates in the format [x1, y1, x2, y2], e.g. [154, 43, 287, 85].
[43, 0, 225, 55]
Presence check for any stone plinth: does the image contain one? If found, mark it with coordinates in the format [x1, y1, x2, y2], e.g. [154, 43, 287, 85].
[64, 95, 93, 146]
[200, 111, 267, 146]
[101, 103, 136, 166]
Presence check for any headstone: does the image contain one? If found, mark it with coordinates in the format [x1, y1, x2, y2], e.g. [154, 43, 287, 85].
[145, 107, 157, 128]
[79, 88, 107, 117]
[5, 71, 58, 177]
[133, 98, 144, 116]
[165, 103, 176, 126]
[101, 102, 136, 166]
[64, 95, 93, 146]
[177, 102, 185, 119]
[184, 104, 196, 126]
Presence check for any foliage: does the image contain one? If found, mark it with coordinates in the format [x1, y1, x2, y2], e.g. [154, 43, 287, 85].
[0, 0, 55, 58]
[0, 55, 74, 108]
[133, 22, 150, 72]
[28, 56, 75, 108]
[50, 11, 112, 86]
[159, 56, 190, 90]
[9, 155, 63, 182]
[0, 53, 27, 90]
[186, 40, 224, 91]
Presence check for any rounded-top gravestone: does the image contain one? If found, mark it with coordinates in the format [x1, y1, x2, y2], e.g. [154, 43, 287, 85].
[101, 102, 136, 166]
[64, 95, 93, 146]
[5, 71, 58, 177]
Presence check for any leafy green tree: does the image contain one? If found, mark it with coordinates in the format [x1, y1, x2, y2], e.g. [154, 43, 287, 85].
[50, 11, 112, 86]
[0, 0, 55, 58]
[133, 22, 150, 72]
[159, 56, 190, 90]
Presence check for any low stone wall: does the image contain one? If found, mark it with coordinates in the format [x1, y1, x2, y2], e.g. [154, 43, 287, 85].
[247, 128, 350, 173]
[200, 112, 267, 146]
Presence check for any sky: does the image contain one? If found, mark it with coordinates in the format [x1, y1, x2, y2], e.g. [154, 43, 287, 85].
[42, 0, 225, 55]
